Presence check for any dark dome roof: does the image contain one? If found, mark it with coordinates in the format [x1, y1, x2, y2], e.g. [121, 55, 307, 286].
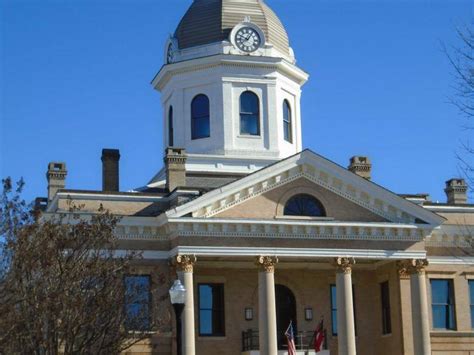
[174, 0, 290, 56]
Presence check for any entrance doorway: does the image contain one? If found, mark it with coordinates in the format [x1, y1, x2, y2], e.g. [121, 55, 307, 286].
[275, 284, 297, 349]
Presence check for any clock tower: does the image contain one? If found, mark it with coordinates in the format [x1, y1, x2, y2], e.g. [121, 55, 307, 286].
[151, 0, 308, 184]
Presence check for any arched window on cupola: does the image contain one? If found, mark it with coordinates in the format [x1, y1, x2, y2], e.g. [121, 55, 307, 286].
[284, 194, 326, 217]
[283, 99, 292, 143]
[168, 106, 174, 146]
[240, 91, 260, 136]
[191, 94, 210, 140]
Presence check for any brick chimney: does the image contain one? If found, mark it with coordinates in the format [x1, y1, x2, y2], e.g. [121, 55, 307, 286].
[101, 149, 120, 192]
[164, 147, 187, 192]
[348, 156, 372, 180]
[47, 162, 67, 202]
[445, 178, 468, 205]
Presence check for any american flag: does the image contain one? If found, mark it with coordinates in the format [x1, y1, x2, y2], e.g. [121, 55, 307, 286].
[285, 321, 297, 355]
[314, 318, 325, 353]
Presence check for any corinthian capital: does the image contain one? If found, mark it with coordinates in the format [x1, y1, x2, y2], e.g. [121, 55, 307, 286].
[255, 256, 278, 273]
[410, 259, 429, 274]
[397, 259, 429, 278]
[334, 257, 356, 274]
[174, 254, 197, 272]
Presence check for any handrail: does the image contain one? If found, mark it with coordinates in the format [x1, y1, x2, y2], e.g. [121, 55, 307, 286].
[242, 329, 328, 352]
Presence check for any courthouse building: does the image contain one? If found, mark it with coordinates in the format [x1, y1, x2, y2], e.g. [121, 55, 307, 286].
[41, 0, 474, 354]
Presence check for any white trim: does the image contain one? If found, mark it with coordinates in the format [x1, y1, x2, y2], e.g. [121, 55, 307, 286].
[113, 247, 427, 261]
[169, 246, 427, 260]
[424, 205, 474, 212]
[170, 217, 423, 229]
[428, 256, 474, 265]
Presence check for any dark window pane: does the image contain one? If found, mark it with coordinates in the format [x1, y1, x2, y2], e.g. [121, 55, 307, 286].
[470, 281, 474, 304]
[240, 91, 260, 136]
[431, 279, 456, 330]
[330, 285, 337, 335]
[431, 280, 449, 304]
[432, 305, 447, 329]
[199, 284, 225, 336]
[471, 306, 474, 329]
[470, 281, 474, 328]
[241, 114, 260, 135]
[240, 91, 259, 113]
[191, 95, 210, 140]
[199, 284, 213, 309]
[283, 100, 292, 143]
[192, 95, 210, 118]
[284, 194, 326, 217]
[124, 276, 151, 331]
[199, 310, 213, 335]
[381, 281, 392, 334]
[168, 106, 174, 146]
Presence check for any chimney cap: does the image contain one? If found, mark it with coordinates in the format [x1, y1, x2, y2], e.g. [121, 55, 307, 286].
[101, 149, 120, 160]
[349, 156, 371, 165]
[47, 162, 67, 171]
[445, 178, 467, 188]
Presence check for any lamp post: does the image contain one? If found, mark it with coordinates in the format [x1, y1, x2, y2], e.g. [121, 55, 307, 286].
[169, 279, 186, 355]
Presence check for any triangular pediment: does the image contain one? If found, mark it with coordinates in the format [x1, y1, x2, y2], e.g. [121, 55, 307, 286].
[166, 150, 445, 227]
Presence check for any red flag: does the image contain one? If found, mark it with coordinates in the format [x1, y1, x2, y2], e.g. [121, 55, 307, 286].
[314, 319, 325, 352]
[285, 321, 297, 355]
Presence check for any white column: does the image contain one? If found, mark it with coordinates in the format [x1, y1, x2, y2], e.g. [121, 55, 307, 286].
[256, 256, 279, 355]
[175, 255, 197, 355]
[409, 259, 431, 355]
[335, 257, 357, 355]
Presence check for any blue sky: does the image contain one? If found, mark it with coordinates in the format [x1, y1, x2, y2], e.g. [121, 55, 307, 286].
[1, 0, 472, 203]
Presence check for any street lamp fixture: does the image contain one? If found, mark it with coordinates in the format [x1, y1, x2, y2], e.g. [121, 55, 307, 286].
[169, 279, 186, 355]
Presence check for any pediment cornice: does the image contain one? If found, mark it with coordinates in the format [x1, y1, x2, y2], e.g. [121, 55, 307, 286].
[166, 150, 445, 227]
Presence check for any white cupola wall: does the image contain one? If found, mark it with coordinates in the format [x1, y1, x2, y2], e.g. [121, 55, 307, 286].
[153, 54, 308, 174]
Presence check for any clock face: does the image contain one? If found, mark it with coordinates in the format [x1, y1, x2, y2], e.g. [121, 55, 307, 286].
[235, 27, 261, 53]
[167, 43, 174, 64]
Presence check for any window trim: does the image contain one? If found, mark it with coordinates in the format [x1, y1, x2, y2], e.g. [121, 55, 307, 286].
[283, 99, 292, 143]
[198, 283, 226, 337]
[124, 274, 152, 331]
[191, 94, 211, 140]
[239, 91, 261, 136]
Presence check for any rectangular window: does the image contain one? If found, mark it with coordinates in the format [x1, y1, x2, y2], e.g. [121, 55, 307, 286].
[330, 284, 357, 336]
[199, 283, 225, 336]
[381, 281, 392, 334]
[330, 284, 337, 335]
[431, 279, 456, 330]
[124, 275, 151, 331]
[469, 281, 474, 328]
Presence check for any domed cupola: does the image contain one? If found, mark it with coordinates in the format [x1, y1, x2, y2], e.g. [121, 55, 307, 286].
[152, 0, 308, 181]
[166, 0, 295, 64]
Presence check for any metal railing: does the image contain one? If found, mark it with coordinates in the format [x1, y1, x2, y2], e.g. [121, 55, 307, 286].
[242, 329, 328, 352]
